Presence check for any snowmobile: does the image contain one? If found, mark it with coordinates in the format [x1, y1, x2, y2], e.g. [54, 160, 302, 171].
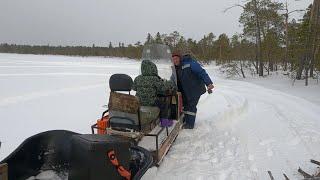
[0, 44, 184, 180]
[0, 130, 153, 180]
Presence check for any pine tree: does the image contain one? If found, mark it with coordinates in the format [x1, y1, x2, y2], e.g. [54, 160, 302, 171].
[155, 32, 163, 44]
[145, 33, 153, 44]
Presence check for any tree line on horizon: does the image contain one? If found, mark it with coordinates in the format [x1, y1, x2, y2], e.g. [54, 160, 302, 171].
[0, 0, 319, 85]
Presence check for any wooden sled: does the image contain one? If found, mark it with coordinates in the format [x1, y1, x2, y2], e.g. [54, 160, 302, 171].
[91, 74, 184, 165]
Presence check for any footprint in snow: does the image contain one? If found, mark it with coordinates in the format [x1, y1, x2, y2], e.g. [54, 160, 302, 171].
[218, 142, 224, 148]
[225, 149, 234, 157]
[267, 148, 273, 157]
[259, 139, 276, 146]
[248, 155, 254, 161]
[211, 157, 218, 163]
[250, 165, 258, 172]
[288, 137, 300, 146]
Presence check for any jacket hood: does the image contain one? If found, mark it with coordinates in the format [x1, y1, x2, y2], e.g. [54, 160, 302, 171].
[182, 54, 192, 62]
[141, 60, 158, 76]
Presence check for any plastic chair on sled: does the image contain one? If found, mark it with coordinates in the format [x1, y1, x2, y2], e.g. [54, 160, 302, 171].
[91, 74, 141, 134]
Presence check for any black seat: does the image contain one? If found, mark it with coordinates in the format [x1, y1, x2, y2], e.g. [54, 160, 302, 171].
[109, 74, 133, 92]
[108, 74, 140, 130]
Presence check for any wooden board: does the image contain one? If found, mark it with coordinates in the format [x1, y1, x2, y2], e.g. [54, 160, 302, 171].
[0, 163, 8, 180]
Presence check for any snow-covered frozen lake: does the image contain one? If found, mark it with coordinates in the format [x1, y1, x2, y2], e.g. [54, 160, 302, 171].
[1, 53, 320, 180]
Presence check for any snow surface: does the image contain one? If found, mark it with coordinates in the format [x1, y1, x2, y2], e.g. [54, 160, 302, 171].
[1, 53, 320, 180]
[242, 72, 320, 106]
[25, 170, 67, 180]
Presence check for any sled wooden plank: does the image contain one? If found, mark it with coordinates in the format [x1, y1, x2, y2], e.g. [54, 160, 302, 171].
[311, 159, 320, 166]
[106, 128, 141, 139]
[298, 168, 313, 178]
[267, 171, 274, 180]
[283, 173, 290, 180]
[0, 163, 8, 180]
[155, 121, 182, 165]
[312, 160, 320, 177]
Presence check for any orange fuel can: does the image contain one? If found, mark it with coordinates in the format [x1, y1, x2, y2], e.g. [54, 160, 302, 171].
[97, 115, 109, 135]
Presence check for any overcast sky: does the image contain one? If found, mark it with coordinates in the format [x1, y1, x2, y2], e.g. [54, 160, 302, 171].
[0, 0, 312, 46]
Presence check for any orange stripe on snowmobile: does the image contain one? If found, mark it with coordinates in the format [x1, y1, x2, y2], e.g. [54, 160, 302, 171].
[117, 166, 131, 180]
[107, 150, 131, 180]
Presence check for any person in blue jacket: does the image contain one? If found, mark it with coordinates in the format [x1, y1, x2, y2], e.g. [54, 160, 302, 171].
[171, 52, 214, 129]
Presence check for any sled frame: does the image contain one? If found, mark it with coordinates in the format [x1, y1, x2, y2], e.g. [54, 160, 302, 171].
[144, 116, 183, 165]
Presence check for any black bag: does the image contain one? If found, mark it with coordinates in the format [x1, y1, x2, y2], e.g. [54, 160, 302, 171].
[156, 96, 172, 119]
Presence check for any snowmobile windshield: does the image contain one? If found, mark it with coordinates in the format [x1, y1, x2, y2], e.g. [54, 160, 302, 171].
[141, 44, 175, 83]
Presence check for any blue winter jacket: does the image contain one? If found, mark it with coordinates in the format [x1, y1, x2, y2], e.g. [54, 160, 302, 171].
[173, 55, 213, 101]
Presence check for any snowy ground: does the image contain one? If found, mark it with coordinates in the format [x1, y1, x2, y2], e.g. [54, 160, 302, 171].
[1, 53, 320, 180]
[242, 73, 320, 106]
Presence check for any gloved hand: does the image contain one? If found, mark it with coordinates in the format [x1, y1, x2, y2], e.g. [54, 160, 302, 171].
[207, 84, 214, 94]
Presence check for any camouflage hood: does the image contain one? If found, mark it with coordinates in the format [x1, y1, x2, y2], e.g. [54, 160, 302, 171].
[141, 60, 158, 76]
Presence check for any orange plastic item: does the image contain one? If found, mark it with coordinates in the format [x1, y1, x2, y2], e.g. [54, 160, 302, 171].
[97, 115, 109, 134]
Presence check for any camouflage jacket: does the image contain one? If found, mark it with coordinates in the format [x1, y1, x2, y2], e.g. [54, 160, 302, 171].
[133, 60, 174, 106]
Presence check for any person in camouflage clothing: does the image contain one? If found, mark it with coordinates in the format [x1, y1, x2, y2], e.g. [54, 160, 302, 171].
[133, 60, 173, 106]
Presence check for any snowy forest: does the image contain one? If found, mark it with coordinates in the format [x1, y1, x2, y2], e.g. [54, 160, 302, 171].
[1, 0, 319, 85]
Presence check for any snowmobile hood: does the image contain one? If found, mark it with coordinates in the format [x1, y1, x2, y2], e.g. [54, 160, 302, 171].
[141, 60, 158, 76]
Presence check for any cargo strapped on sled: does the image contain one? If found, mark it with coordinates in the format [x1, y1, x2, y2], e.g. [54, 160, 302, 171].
[107, 150, 131, 180]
